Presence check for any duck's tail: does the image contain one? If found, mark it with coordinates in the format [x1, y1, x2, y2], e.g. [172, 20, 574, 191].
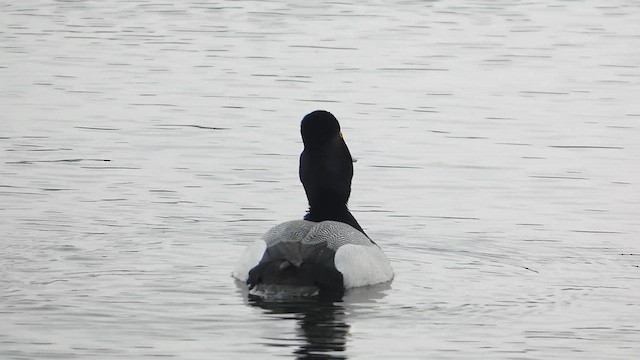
[247, 259, 344, 300]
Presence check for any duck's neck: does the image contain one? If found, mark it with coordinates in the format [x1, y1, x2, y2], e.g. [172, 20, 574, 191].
[304, 201, 366, 236]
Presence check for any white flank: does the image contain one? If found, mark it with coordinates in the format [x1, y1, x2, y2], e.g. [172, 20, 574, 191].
[231, 240, 267, 282]
[334, 244, 394, 288]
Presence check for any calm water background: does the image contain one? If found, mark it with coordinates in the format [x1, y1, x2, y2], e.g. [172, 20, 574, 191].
[2, 1, 640, 359]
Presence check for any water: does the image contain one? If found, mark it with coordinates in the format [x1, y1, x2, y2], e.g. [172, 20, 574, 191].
[1, 0, 639, 358]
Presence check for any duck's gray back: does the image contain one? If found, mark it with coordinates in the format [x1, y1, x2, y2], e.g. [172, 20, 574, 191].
[262, 220, 373, 250]
[262, 220, 316, 246]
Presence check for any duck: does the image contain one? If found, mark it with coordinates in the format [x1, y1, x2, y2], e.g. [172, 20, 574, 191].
[232, 110, 393, 299]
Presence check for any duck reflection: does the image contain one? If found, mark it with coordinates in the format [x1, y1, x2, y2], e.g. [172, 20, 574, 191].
[239, 282, 391, 359]
[252, 299, 348, 359]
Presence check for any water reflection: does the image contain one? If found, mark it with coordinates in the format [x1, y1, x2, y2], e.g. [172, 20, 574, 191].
[252, 299, 349, 359]
[241, 283, 391, 359]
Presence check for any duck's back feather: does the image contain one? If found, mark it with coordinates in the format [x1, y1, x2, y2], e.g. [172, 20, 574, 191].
[262, 220, 371, 249]
[233, 220, 393, 297]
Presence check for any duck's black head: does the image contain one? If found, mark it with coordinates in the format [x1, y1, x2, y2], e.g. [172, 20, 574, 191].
[299, 110, 366, 235]
[301, 110, 341, 150]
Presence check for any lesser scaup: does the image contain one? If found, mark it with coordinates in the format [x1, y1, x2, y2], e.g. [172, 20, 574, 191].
[233, 110, 393, 299]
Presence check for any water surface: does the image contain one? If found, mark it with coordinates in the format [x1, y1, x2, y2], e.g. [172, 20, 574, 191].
[1, 1, 639, 359]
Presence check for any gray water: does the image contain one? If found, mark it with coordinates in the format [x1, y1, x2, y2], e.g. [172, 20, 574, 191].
[2, 1, 640, 359]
